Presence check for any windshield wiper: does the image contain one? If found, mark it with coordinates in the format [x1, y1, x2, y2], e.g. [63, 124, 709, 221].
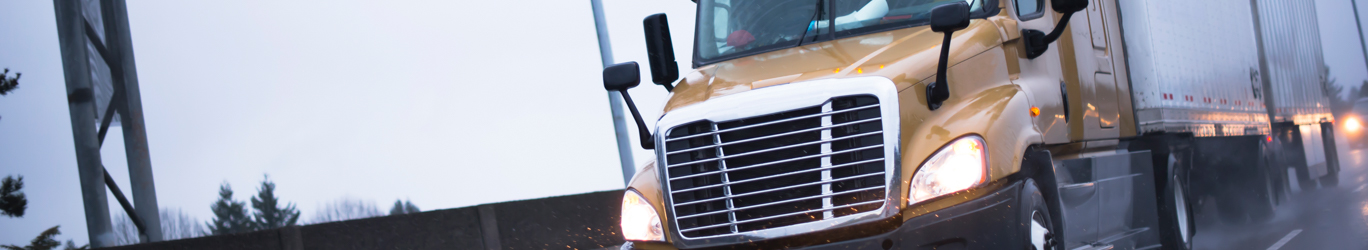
[797, 0, 826, 45]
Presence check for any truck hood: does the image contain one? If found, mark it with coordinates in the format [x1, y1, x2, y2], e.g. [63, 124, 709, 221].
[662, 19, 1007, 114]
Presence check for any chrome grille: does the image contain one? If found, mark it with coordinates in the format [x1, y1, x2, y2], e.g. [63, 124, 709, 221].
[662, 95, 887, 238]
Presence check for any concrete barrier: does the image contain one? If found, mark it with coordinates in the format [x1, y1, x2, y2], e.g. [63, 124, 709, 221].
[100, 190, 625, 250]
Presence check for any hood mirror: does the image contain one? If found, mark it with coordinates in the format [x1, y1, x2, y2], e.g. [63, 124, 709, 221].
[930, 1, 971, 33]
[603, 62, 641, 91]
[926, 1, 970, 111]
[601, 62, 656, 150]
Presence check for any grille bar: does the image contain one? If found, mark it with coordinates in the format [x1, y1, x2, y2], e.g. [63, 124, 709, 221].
[678, 200, 885, 233]
[666, 117, 882, 156]
[669, 156, 883, 181]
[673, 166, 886, 193]
[666, 130, 883, 168]
[676, 186, 886, 220]
[712, 123, 741, 234]
[664, 104, 881, 142]
[664, 95, 887, 238]
[667, 144, 880, 183]
[672, 170, 884, 206]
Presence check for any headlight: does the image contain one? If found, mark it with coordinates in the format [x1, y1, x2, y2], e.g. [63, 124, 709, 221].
[621, 189, 664, 242]
[1346, 117, 1361, 133]
[909, 136, 987, 205]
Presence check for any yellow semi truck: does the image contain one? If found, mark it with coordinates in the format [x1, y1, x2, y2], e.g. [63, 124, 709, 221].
[601, 0, 1339, 249]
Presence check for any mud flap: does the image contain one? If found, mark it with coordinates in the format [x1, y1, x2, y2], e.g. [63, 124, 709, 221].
[1320, 122, 1341, 187]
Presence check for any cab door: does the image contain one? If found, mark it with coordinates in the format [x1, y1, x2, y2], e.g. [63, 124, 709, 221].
[1007, 0, 1069, 144]
[1008, 0, 1103, 247]
[1065, 0, 1131, 140]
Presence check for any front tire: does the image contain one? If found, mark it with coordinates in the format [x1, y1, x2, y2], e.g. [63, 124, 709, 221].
[1020, 180, 1057, 250]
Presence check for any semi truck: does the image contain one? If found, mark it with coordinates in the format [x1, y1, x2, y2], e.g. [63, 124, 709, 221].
[600, 0, 1340, 249]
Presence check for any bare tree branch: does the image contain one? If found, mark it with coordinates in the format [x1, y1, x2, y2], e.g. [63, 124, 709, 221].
[311, 197, 382, 224]
[112, 208, 206, 246]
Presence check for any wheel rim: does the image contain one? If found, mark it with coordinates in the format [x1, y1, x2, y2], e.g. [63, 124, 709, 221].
[1174, 178, 1191, 244]
[1031, 210, 1050, 250]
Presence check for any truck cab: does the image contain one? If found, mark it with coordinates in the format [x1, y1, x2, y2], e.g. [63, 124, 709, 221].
[603, 0, 1335, 249]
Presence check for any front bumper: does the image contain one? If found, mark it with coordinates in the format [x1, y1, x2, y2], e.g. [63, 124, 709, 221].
[625, 180, 1025, 250]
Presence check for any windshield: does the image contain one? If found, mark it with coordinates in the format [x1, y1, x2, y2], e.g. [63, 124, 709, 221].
[694, 0, 984, 64]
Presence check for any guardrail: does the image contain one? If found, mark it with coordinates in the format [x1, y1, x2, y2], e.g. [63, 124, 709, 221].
[100, 190, 625, 250]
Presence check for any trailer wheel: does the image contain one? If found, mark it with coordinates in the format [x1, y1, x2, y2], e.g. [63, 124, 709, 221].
[1247, 153, 1278, 222]
[1159, 171, 1194, 250]
[1020, 180, 1057, 250]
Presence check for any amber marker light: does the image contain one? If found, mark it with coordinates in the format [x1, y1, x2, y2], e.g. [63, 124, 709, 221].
[1346, 117, 1362, 133]
[1030, 107, 1040, 117]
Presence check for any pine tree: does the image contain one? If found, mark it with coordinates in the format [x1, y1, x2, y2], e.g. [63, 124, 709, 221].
[62, 240, 87, 250]
[1358, 80, 1368, 100]
[1, 175, 26, 218]
[388, 199, 420, 215]
[207, 183, 253, 235]
[404, 201, 419, 214]
[1, 225, 62, 250]
[389, 200, 405, 215]
[0, 68, 19, 96]
[1322, 66, 1350, 116]
[250, 176, 299, 229]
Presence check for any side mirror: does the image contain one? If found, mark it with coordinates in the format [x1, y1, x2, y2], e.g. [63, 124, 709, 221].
[601, 61, 655, 150]
[926, 2, 970, 110]
[643, 13, 679, 92]
[1053, 0, 1088, 13]
[929, 1, 970, 33]
[603, 62, 641, 91]
[1023, 0, 1089, 59]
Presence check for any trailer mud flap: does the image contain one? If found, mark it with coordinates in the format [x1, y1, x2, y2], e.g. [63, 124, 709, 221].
[1052, 150, 1161, 249]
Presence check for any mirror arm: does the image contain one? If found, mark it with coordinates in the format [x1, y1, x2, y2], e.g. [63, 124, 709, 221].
[1041, 11, 1075, 45]
[1023, 9, 1082, 59]
[617, 90, 656, 150]
[927, 30, 955, 110]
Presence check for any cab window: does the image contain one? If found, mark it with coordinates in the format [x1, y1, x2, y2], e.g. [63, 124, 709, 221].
[1016, 0, 1043, 20]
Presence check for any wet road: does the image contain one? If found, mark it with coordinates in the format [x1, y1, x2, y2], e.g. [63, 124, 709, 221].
[1192, 134, 1368, 250]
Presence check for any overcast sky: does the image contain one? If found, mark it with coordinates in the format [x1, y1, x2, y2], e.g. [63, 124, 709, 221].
[2, 0, 1366, 246]
[0, 0, 693, 245]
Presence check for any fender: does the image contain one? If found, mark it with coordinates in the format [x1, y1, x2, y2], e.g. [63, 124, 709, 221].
[896, 75, 1045, 218]
[624, 160, 673, 243]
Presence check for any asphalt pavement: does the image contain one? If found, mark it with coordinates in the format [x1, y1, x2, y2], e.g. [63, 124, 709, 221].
[1191, 133, 1368, 250]
[609, 134, 1368, 250]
